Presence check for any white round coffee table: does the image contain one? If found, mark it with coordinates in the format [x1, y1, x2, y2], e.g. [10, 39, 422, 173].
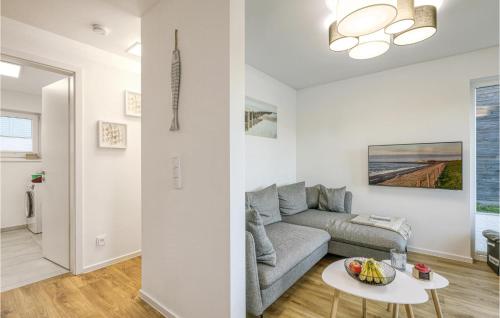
[322, 260, 428, 318]
[383, 261, 449, 318]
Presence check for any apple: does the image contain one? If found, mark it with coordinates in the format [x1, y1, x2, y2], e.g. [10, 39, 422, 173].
[349, 261, 362, 274]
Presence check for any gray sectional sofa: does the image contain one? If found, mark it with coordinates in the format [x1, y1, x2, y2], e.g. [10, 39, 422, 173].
[245, 183, 408, 317]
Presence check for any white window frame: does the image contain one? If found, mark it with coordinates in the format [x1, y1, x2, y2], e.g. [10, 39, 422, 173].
[0, 110, 41, 160]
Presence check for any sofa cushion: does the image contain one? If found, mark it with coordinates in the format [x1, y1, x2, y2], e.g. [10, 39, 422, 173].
[246, 208, 276, 266]
[328, 216, 407, 251]
[260, 242, 328, 311]
[277, 182, 308, 215]
[257, 222, 330, 289]
[282, 209, 407, 252]
[246, 184, 281, 225]
[305, 185, 321, 209]
[282, 209, 352, 230]
[318, 185, 346, 212]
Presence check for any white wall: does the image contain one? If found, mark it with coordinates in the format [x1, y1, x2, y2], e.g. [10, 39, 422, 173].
[1, 90, 43, 228]
[245, 65, 297, 191]
[1, 18, 141, 271]
[297, 47, 499, 262]
[141, 0, 245, 317]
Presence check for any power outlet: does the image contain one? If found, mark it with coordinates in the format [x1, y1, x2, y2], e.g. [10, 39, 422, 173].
[96, 234, 106, 247]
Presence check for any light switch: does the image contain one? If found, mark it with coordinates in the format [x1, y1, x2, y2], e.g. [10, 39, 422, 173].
[172, 156, 182, 189]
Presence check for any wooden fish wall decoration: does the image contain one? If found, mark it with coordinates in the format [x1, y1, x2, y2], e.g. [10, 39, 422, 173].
[170, 29, 181, 131]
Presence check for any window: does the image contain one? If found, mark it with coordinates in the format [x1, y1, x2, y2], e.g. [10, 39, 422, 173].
[473, 77, 499, 256]
[475, 83, 499, 214]
[0, 111, 40, 158]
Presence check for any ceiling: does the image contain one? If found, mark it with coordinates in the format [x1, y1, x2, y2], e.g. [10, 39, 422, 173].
[1, 0, 160, 60]
[246, 0, 500, 89]
[1, 65, 67, 95]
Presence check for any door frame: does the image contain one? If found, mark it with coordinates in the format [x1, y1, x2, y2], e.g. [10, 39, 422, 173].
[1, 49, 84, 274]
[469, 75, 499, 261]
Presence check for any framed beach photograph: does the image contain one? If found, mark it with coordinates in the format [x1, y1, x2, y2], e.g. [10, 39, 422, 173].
[98, 121, 127, 149]
[368, 142, 463, 190]
[125, 91, 141, 117]
[245, 97, 277, 139]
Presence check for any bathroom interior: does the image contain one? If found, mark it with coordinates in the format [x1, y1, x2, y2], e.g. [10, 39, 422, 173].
[1, 57, 72, 291]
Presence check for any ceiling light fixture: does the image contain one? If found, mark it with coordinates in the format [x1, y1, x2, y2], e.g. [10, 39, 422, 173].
[329, 22, 359, 52]
[349, 30, 390, 59]
[393, 5, 437, 45]
[336, 0, 397, 37]
[127, 42, 142, 57]
[0, 61, 21, 78]
[385, 0, 415, 34]
[328, 0, 439, 59]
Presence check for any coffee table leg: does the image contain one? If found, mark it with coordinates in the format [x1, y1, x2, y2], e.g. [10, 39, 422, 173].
[387, 303, 392, 312]
[392, 304, 399, 318]
[362, 298, 367, 318]
[431, 289, 444, 318]
[329, 288, 341, 318]
[404, 304, 415, 318]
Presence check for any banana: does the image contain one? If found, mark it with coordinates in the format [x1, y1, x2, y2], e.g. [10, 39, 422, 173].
[359, 261, 367, 281]
[356, 259, 388, 284]
[366, 265, 373, 283]
[373, 265, 381, 284]
[359, 263, 367, 281]
[371, 261, 386, 284]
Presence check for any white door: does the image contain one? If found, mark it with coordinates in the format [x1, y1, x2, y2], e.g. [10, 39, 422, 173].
[41, 78, 70, 269]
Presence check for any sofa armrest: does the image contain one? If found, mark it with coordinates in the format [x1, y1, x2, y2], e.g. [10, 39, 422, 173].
[344, 191, 353, 213]
[246, 231, 264, 316]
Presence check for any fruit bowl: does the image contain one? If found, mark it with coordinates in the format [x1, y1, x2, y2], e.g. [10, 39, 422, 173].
[344, 257, 396, 286]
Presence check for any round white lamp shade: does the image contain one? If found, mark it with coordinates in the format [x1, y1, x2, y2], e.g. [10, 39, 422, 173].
[329, 22, 359, 52]
[337, 0, 397, 37]
[385, 0, 415, 34]
[394, 5, 437, 45]
[349, 30, 390, 59]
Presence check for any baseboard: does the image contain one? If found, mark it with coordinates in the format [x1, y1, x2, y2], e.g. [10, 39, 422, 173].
[139, 289, 179, 318]
[1, 224, 27, 232]
[82, 250, 141, 273]
[407, 246, 474, 263]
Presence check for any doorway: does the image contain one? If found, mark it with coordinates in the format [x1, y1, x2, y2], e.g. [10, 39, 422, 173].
[0, 55, 76, 291]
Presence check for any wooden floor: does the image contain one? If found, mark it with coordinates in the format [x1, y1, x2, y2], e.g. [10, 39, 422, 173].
[265, 253, 500, 318]
[1, 254, 498, 318]
[0, 257, 162, 318]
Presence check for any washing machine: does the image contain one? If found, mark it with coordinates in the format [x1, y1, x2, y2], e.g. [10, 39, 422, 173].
[26, 183, 43, 234]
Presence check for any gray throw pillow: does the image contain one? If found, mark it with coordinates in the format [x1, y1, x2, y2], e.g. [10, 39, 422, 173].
[246, 184, 281, 225]
[305, 185, 321, 209]
[246, 208, 277, 266]
[277, 182, 308, 215]
[318, 185, 346, 212]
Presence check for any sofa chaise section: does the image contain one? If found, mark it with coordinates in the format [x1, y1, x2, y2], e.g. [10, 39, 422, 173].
[282, 208, 407, 260]
[246, 222, 330, 317]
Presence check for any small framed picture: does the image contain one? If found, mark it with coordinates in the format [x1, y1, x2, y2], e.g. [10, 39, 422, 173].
[98, 121, 127, 149]
[125, 90, 141, 117]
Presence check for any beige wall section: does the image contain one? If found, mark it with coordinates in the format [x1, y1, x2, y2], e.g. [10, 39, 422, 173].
[245, 65, 297, 191]
[1, 17, 141, 272]
[141, 0, 245, 317]
[296, 47, 499, 262]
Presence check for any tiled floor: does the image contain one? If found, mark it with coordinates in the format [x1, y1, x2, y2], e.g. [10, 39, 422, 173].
[475, 212, 499, 253]
[0, 228, 67, 292]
